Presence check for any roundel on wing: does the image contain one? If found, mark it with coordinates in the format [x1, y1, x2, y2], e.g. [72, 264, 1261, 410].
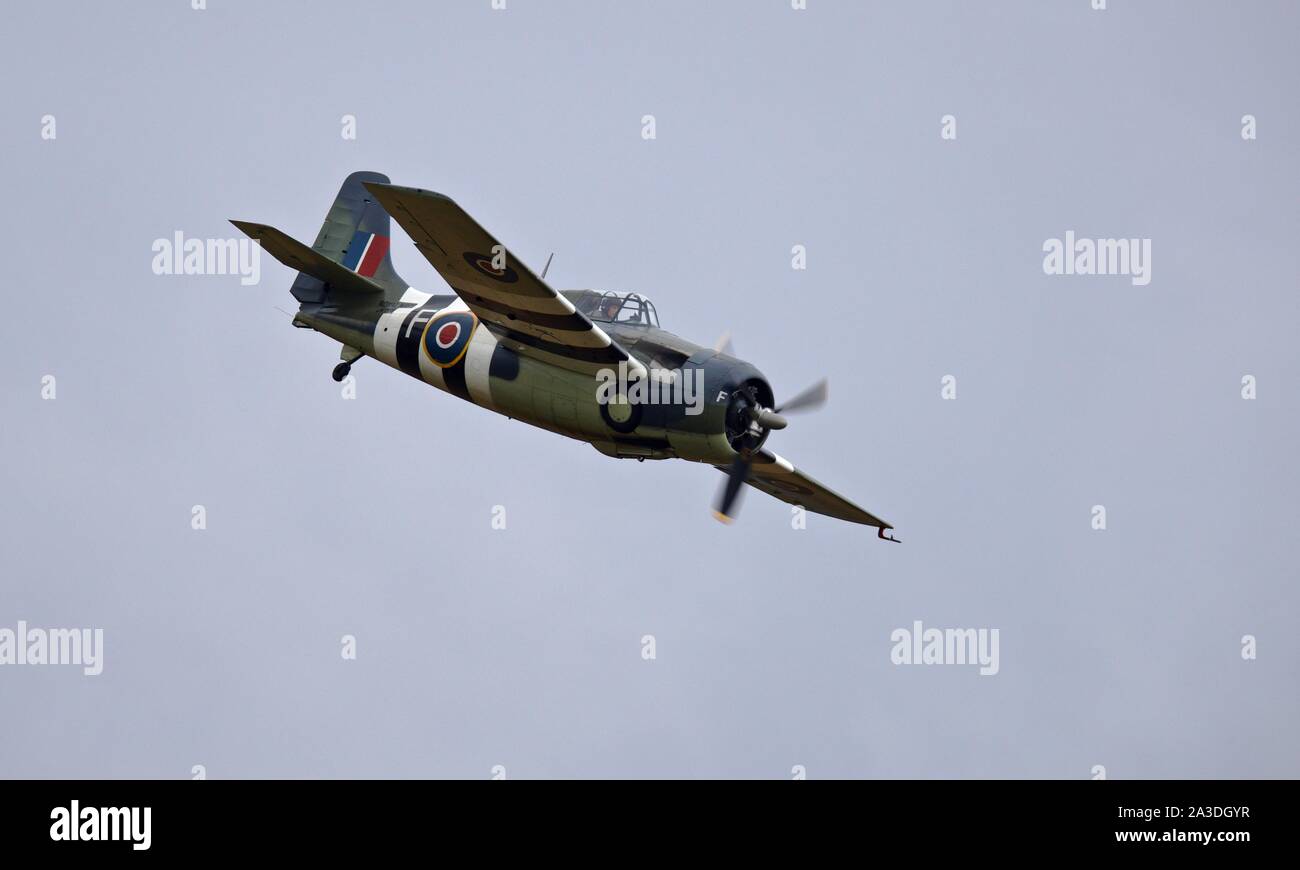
[422, 311, 478, 368]
[462, 250, 519, 283]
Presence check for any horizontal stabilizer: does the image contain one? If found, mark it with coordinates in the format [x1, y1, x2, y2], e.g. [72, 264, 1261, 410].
[230, 220, 384, 298]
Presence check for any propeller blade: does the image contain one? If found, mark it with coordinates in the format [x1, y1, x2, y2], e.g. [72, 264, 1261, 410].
[775, 378, 828, 414]
[753, 408, 788, 430]
[712, 455, 750, 523]
[713, 331, 733, 356]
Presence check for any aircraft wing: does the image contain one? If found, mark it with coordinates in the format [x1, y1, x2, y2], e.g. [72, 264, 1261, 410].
[735, 449, 897, 536]
[363, 183, 637, 374]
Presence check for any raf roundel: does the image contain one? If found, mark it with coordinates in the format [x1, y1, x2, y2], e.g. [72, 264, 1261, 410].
[435, 322, 460, 349]
[462, 250, 519, 283]
[422, 311, 478, 368]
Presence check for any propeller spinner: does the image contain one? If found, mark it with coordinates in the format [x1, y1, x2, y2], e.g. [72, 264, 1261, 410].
[713, 378, 828, 523]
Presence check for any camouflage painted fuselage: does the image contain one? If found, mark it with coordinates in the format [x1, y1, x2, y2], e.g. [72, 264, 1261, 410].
[293, 288, 769, 466]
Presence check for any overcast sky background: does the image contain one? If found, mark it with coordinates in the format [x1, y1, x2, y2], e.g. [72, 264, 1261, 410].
[2, 0, 1296, 778]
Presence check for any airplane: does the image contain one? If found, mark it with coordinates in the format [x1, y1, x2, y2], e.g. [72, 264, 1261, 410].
[232, 172, 898, 538]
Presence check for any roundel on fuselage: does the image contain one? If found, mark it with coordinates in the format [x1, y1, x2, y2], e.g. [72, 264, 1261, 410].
[422, 310, 478, 368]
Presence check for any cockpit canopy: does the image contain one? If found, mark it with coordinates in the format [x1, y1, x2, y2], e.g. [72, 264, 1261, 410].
[564, 290, 659, 328]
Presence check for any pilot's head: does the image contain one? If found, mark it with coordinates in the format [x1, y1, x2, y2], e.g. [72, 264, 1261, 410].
[601, 297, 622, 320]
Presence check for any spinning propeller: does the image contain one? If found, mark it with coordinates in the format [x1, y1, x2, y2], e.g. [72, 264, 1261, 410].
[712, 378, 828, 523]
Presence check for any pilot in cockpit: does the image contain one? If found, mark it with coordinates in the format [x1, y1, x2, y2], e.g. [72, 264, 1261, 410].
[600, 296, 623, 321]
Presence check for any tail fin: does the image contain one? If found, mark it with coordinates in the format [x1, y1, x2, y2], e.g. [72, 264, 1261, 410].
[291, 171, 407, 303]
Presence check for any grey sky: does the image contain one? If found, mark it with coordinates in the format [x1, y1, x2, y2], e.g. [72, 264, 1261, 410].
[1, 0, 1296, 778]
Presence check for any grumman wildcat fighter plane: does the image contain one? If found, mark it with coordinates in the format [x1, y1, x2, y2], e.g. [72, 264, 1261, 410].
[233, 172, 897, 536]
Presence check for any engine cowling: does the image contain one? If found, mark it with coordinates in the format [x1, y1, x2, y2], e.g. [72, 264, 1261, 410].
[722, 378, 776, 455]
